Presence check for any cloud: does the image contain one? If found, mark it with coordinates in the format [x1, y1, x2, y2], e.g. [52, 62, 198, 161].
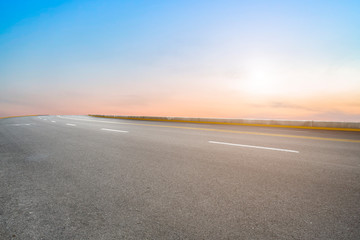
[269, 102, 314, 111]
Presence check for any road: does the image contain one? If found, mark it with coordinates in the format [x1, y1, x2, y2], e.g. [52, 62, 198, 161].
[1, 115, 360, 239]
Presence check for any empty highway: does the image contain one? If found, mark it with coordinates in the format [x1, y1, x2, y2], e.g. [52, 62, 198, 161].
[1, 115, 360, 239]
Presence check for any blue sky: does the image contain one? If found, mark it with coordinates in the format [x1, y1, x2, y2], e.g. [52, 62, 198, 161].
[1, 0, 360, 120]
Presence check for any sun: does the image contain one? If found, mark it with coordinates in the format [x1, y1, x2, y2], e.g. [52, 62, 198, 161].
[229, 60, 281, 97]
[243, 68, 276, 96]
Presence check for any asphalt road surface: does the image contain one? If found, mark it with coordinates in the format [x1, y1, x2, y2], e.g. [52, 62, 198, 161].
[1, 115, 360, 240]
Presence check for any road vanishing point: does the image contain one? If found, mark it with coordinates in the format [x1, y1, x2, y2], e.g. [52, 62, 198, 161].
[1, 115, 360, 239]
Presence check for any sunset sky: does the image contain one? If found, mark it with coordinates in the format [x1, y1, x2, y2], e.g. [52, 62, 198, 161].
[1, 0, 360, 121]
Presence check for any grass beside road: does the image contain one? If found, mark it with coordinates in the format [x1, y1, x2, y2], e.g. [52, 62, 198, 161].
[0, 115, 42, 120]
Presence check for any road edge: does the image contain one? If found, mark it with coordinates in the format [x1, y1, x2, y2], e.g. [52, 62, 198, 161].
[88, 115, 360, 132]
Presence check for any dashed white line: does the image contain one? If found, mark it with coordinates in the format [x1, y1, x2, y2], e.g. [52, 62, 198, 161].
[57, 115, 123, 124]
[10, 124, 31, 126]
[209, 141, 299, 153]
[101, 128, 128, 133]
[66, 123, 76, 126]
[51, 121, 56, 123]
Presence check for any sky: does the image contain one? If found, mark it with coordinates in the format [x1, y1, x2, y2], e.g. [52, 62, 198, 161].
[1, 0, 360, 121]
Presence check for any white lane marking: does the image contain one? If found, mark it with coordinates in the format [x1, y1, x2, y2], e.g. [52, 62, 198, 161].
[101, 128, 128, 133]
[10, 123, 31, 126]
[66, 123, 76, 126]
[209, 141, 299, 153]
[58, 116, 125, 124]
[51, 121, 56, 123]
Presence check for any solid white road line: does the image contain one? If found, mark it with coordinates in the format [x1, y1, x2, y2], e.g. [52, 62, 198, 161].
[101, 128, 128, 133]
[10, 124, 31, 126]
[209, 141, 299, 153]
[58, 115, 122, 124]
[66, 123, 76, 126]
